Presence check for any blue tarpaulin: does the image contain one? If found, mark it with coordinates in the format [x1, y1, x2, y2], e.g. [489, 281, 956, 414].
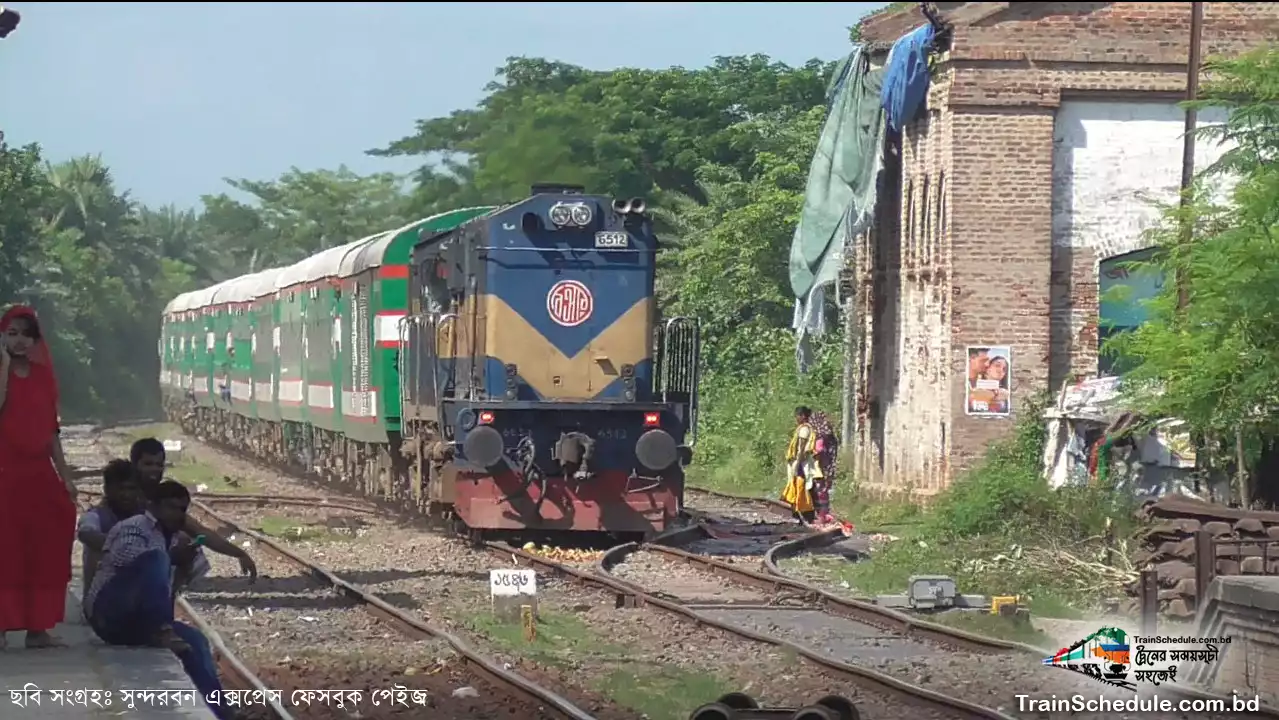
[881, 23, 936, 133]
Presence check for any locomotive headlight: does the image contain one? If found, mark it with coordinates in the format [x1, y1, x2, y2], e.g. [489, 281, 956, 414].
[548, 203, 573, 227]
[569, 203, 593, 226]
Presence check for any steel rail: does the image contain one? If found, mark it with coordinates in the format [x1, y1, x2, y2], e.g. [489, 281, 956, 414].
[764, 528, 1279, 720]
[77, 487, 379, 515]
[622, 528, 1016, 654]
[482, 538, 1015, 720]
[684, 484, 921, 532]
[187, 499, 599, 720]
[684, 485, 794, 517]
[175, 597, 296, 720]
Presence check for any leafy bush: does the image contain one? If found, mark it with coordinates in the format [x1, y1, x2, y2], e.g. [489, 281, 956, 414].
[928, 395, 1133, 541]
[687, 327, 844, 498]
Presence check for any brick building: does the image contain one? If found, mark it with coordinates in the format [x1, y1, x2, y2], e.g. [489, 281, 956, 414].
[848, 2, 1279, 498]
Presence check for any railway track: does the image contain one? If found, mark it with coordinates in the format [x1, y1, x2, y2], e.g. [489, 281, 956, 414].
[94, 428, 872, 719]
[104, 425, 1279, 720]
[179, 503, 999, 720]
[766, 529, 1279, 720]
[683, 486, 794, 526]
[103, 428, 1003, 719]
[182, 501, 600, 720]
[69, 501, 610, 718]
[158, 443, 1009, 718]
[75, 428, 596, 720]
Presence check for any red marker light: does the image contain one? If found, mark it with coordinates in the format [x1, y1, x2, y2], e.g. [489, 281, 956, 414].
[643, 412, 660, 427]
[478, 411, 495, 425]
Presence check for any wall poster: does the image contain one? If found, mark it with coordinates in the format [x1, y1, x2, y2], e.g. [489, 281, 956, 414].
[966, 345, 1012, 417]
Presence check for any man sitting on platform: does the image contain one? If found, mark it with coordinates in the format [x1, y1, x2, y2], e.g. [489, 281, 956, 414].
[129, 437, 255, 586]
[78, 459, 144, 596]
[84, 481, 232, 719]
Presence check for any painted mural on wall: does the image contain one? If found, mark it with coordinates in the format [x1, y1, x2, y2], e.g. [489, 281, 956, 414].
[966, 346, 1011, 417]
[1098, 248, 1165, 375]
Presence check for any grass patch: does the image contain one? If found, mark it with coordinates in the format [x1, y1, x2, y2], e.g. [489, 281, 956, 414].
[599, 667, 737, 720]
[837, 400, 1133, 618]
[925, 609, 1053, 648]
[109, 423, 256, 494]
[464, 610, 735, 719]
[166, 454, 257, 494]
[466, 610, 623, 666]
[254, 515, 340, 542]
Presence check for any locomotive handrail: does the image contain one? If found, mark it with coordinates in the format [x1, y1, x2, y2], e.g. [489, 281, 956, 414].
[660, 316, 702, 447]
[396, 315, 423, 410]
[434, 313, 459, 428]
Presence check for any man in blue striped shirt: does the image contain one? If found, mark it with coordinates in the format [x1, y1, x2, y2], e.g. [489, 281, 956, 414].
[85, 481, 230, 719]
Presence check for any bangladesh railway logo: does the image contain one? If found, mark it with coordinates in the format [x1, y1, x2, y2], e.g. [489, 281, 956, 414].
[547, 280, 593, 327]
[1044, 627, 1137, 691]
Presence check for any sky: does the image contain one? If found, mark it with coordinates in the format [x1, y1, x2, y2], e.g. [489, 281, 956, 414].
[0, 1, 889, 208]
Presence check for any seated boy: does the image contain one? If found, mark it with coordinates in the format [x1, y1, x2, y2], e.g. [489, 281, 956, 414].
[77, 459, 143, 597]
[129, 437, 256, 584]
[85, 481, 231, 720]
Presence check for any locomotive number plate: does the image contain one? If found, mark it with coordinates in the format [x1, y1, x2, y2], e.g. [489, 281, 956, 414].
[594, 231, 629, 249]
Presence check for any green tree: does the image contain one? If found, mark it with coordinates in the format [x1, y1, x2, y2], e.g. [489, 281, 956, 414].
[222, 166, 409, 269]
[1107, 48, 1279, 503]
[1, 145, 208, 421]
[654, 107, 827, 375]
[373, 55, 833, 212]
[0, 139, 51, 298]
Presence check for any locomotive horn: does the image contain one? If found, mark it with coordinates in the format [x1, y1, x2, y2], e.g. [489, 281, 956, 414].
[612, 198, 630, 214]
[628, 197, 647, 214]
[0, 6, 20, 39]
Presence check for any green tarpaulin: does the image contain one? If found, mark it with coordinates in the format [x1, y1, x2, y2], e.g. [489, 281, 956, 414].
[790, 47, 885, 370]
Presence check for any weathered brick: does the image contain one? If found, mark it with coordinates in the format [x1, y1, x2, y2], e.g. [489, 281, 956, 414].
[850, 2, 1275, 497]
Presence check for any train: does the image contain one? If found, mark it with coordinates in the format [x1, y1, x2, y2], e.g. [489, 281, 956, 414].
[159, 185, 701, 538]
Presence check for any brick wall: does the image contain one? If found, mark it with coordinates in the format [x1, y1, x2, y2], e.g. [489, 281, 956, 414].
[856, 75, 955, 498]
[851, 2, 1279, 494]
[947, 107, 1055, 469]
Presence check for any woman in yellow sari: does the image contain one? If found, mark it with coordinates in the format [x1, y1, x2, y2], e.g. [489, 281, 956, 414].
[781, 406, 820, 523]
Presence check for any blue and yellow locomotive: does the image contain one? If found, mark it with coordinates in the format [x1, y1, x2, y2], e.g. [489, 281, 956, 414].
[399, 184, 701, 535]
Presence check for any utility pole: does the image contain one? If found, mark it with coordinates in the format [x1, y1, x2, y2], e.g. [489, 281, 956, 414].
[1175, 1, 1204, 312]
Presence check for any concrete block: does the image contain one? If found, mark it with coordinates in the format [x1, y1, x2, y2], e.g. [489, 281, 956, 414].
[1187, 576, 1279, 707]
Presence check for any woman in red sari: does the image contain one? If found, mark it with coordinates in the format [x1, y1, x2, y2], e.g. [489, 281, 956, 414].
[0, 305, 77, 649]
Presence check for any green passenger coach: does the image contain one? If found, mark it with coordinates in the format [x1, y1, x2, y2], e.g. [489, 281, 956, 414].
[162, 209, 494, 501]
